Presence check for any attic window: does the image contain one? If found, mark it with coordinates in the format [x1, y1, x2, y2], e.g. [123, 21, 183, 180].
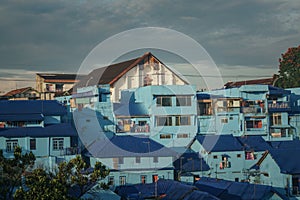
[144, 74, 153, 86]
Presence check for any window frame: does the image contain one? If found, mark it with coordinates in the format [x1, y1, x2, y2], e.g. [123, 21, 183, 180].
[175, 115, 191, 126]
[156, 96, 172, 107]
[176, 96, 192, 107]
[30, 138, 36, 150]
[52, 138, 64, 151]
[119, 176, 126, 185]
[141, 175, 147, 184]
[156, 116, 172, 126]
[6, 140, 18, 153]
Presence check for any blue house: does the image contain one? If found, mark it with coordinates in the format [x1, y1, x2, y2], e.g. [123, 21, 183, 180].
[87, 135, 176, 187]
[197, 85, 293, 141]
[190, 134, 249, 182]
[173, 152, 210, 183]
[0, 100, 79, 171]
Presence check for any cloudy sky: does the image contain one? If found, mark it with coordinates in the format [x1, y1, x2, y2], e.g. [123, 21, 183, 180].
[0, 0, 300, 92]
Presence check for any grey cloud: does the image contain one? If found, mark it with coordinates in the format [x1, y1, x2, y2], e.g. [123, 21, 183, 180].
[0, 0, 299, 79]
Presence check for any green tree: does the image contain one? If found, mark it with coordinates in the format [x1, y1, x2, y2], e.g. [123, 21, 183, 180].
[14, 155, 109, 199]
[276, 45, 300, 88]
[0, 146, 36, 200]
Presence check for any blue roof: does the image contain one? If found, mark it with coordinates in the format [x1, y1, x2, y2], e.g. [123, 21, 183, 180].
[116, 180, 220, 200]
[0, 123, 77, 138]
[196, 93, 225, 100]
[0, 114, 44, 121]
[173, 153, 210, 172]
[0, 100, 67, 116]
[269, 149, 300, 174]
[87, 135, 176, 158]
[113, 103, 148, 117]
[268, 140, 300, 149]
[237, 136, 270, 151]
[196, 135, 243, 152]
[195, 177, 285, 200]
[268, 85, 291, 95]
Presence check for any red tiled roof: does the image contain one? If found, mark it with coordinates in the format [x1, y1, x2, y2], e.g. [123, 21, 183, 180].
[3, 87, 35, 97]
[74, 52, 188, 89]
[224, 78, 274, 88]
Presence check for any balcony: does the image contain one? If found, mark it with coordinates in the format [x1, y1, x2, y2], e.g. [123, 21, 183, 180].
[242, 107, 265, 115]
[268, 101, 291, 112]
[116, 124, 150, 134]
[59, 147, 80, 156]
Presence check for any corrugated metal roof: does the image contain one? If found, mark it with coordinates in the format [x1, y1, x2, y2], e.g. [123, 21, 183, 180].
[116, 180, 220, 200]
[87, 135, 176, 158]
[195, 177, 285, 200]
[36, 73, 85, 81]
[0, 123, 77, 137]
[269, 148, 300, 174]
[236, 136, 270, 151]
[224, 78, 274, 88]
[0, 114, 43, 121]
[268, 140, 300, 149]
[0, 100, 67, 116]
[196, 135, 243, 152]
[173, 152, 210, 172]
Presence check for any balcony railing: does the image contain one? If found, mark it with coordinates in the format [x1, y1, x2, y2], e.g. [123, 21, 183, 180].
[116, 125, 150, 133]
[60, 147, 80, 156]
[242, 107, 264, 114]
[268, 101, 291, 112]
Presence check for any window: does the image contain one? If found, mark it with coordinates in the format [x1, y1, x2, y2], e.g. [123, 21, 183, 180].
[176, 96, 191, 106]
[227, 99, 240, 107]
[175, 116, 191, 126]
[271, 113, 282, 125]
[119, 157, 124, 164]
[246, 120, 263, 129]
[55, 84, 63, 92]
[30, 139, 36, 150]
[221, 118, 228, 123]
[160, 134, 172, 139]
[108, 176, 114, 185]
[53, 138, 64, 151]
[119, 176, 126, 185]
[152, 174, 159, 183]
[198, 99, 213, 115]
[141, 175, 147, 184]
[245, 151, 256, 160]
[213, 155, 218, 159]
[237, 154, 241, 158]
[156, 116, 172, 126]
[177, 133, 189, 138]
[220, 155, 231, 169]
[153, 157, 158, 163]
[136, 157, 141, 163]
[6, 140, 18, 152]
[156, 96, 172, 107]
